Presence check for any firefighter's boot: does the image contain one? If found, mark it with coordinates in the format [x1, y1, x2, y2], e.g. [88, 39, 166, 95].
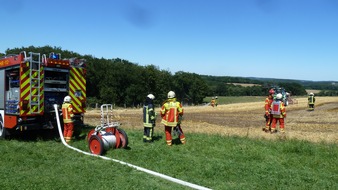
[180, 138, 186, 144]
[264, 127, 270, 133]
[270, 128, 277, 134]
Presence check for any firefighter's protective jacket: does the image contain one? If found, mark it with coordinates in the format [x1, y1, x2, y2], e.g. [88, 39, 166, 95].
[264, 96, 273, 115]
[308, 95, 315, 105]
[62, 102, 74, 123]
[143, 103, 156, 128]
[211, 99, 216, 107]
[160, 98, 183, 127]
[270, 100, 286, 118]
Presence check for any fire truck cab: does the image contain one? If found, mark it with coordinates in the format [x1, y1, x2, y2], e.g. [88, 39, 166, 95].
[0, 51, 86, 139]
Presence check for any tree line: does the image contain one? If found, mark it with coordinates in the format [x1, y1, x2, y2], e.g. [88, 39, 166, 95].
[201, 75, 308, 97]
[3, 46, 329, 107]
[3, 46, 208, 106]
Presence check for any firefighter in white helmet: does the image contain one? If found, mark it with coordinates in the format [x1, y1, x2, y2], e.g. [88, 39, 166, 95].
[62, 96, 74, 143]
[308, 92, 315, 110]
[270, 93, 286, 133]
[143, 94, 156, 143]
[160, 91, 185, 146]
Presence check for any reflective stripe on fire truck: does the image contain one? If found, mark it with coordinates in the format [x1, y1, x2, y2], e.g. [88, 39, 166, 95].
[69, 67, 86, 113]
[20, 62, 44, 116]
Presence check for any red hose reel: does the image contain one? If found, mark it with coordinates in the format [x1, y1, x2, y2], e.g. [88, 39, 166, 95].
[87, 104, 128, 155]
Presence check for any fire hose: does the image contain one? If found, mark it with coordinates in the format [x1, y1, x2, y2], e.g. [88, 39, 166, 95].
[53, 104, 212, 190]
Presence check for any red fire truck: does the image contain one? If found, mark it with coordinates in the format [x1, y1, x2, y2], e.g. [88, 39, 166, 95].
[0, 51, 86, 139]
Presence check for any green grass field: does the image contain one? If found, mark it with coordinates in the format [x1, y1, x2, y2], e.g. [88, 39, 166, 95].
[1, 129, 337, 190]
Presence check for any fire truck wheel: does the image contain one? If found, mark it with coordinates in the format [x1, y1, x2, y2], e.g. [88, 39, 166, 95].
[88, 135, 104, 155]
[117, 128, 129, 149]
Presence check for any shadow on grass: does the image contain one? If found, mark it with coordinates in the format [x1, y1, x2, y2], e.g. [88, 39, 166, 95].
[5, 124, 92, 142]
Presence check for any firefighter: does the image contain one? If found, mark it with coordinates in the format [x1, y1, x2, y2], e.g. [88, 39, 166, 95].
[62, 96, 74, 143]
[143, 94, 156, 143]
[263, 89, 275, 132]
[215, 96, 218, 107]
[270, 93, 286, 134]
[160, 91, 185, 146]
[308, 92, 315, 110]
[210, 97, 216, 107]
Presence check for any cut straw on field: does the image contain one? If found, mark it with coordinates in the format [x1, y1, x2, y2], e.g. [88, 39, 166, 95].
[84, 96, 338, 144]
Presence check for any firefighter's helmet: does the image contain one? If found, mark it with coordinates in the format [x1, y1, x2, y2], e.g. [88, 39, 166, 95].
[269, 89, 275, 94]
[276, 93, 282, 100]
[147, 94, 155, 100]
[168, 91, 175, 98]
[64, 96, 71, 103]
[309, 92, 314, 96]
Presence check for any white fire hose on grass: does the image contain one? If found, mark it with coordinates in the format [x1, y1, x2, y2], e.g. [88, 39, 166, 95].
[53, 104, 212, 190]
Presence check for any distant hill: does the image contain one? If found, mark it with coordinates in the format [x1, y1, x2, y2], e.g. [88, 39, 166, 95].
[247, 77, 338, 85]
[247, 77, 338, 91]
[201, 75, 338, 96]
[202, 75, 337, 91]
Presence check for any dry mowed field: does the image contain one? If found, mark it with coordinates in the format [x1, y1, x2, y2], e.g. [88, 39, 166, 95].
[84, 97, 338, 144]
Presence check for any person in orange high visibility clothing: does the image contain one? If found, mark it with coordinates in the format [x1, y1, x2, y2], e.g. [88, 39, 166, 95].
[210, 97, 216, 107]
[270, 93, 286, 133]
[62, 96, 74, 143]
[263, 89, 275, 132]
[160, 91, 185, 146]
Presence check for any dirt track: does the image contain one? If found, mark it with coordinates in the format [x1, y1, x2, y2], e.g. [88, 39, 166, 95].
[84, 97, 338, 144]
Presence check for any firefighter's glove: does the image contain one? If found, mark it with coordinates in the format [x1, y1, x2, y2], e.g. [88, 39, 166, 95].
[179, 115, 184, 121]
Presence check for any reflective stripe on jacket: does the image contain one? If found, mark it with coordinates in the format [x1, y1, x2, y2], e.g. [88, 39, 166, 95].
[160, 98, 183, 127]
[62, 102, 74, 123]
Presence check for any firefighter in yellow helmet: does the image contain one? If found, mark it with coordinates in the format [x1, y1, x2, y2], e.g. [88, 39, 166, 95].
[308, 92, 315, 110]
[160, 91, 185, 146]
[62, 96, 74, 143]
[143, 94, 156, 143]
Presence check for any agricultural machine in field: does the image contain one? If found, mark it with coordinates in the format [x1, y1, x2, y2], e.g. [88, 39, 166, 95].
[87, 104, 128, 155]
[271, 86, 290, 106]
[0, 51, 86, 139]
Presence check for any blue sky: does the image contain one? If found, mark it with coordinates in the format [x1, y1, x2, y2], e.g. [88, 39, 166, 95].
[1, 0, 337, 81]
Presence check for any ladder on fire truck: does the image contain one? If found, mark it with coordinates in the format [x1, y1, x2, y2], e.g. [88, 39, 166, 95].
[28, 52, 42, 114]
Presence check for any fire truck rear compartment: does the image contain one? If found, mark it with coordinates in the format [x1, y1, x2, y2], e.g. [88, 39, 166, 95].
[0, 51, 86, 139]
